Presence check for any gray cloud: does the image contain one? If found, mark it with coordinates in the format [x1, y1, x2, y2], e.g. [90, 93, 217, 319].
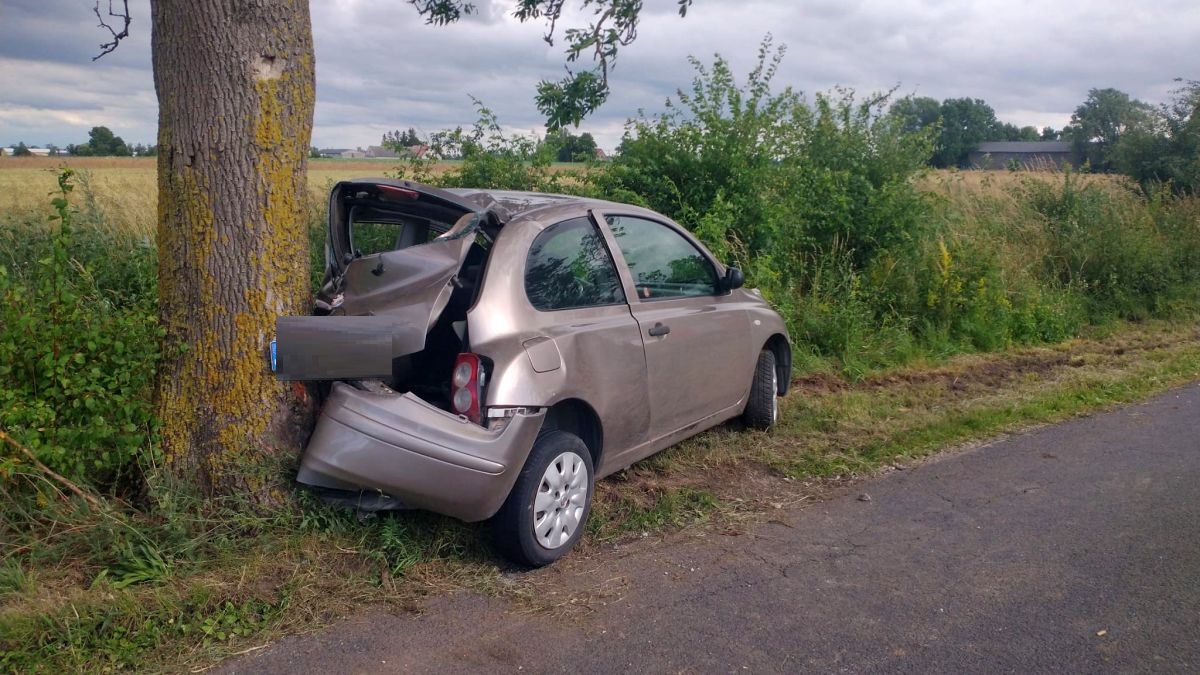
[1, 0, 1196, 151]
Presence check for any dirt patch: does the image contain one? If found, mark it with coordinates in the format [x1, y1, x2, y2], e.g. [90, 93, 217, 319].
[860, 350, 1071, 392]
[790, 371, 849, 394]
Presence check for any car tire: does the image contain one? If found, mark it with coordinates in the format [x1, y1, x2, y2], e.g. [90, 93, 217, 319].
[742, 349, 779, 430]
[493, 430, 594, 567]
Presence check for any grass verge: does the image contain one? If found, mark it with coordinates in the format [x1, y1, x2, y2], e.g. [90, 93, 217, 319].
[2, 319, 1198, 672]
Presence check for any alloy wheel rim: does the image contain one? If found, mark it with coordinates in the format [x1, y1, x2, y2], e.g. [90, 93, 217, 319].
[533, 451, 589, 550]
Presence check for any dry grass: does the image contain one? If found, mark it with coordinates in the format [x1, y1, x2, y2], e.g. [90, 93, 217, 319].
[916, 167, 1128, 196]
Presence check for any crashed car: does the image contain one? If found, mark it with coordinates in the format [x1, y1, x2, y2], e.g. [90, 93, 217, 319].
[276, 179, 791, 566]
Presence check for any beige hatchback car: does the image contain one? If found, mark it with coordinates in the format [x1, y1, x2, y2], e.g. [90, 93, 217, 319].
[276, 179, 791, 565]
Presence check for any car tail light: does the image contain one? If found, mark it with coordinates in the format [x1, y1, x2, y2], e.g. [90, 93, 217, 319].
[450, 353, 482, 424]
[377, 185, 419, 202]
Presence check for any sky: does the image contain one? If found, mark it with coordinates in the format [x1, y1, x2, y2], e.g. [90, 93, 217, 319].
[0, 0, 1196, 152]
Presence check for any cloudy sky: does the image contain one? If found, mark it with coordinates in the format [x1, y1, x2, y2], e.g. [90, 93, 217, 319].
[1, 0, 1196, 152]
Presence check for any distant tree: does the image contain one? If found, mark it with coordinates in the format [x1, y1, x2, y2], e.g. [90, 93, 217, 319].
[933, 98, 1000, 168]
[309, 146, 320, 158]
[1017, 125, 1041, 141]
[72, 126, 132, 156]
[544, 129, 598, 161]
[1114, 79, 1200, 194]
[381, 128, 424, 150]
[888, 96, 941, 135]
[1040, 126, 1061, 141]
[130, 142, 159, 157]
[994, 122, 1039, 141]
[13, 142, 32, 157]
[1063, 88, 1151, 172]
[44, 143, 61, 156]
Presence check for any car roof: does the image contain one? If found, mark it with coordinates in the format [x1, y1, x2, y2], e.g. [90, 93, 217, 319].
[442, 187, 661, 225]
[339, 178, 668, 227]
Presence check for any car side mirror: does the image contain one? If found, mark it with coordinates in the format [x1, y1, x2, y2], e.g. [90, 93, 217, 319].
[723, 266, 744, 292]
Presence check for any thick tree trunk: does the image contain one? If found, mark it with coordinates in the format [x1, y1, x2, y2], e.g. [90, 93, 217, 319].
[151, 1, 316, 505]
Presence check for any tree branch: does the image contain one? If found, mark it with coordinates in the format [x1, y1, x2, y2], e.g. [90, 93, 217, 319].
[0, 428, 103, 512]
[92, 0, 131, 61]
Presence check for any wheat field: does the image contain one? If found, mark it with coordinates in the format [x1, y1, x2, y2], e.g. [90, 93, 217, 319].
[1, 156, 1128, 238]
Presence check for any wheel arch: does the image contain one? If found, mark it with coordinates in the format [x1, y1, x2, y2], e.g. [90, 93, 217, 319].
[541, 398, 604, 468]
[763, 334, 792, 395]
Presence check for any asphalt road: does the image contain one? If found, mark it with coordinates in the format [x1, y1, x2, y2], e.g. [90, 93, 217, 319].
[226, 384, 1200, 674]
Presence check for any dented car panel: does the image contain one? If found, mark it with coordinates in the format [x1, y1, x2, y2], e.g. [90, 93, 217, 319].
[274, 233, 473, 381]
[297, 382, 546, 522]
[335, 232, 470, 318]
[275, 316, 425, 381]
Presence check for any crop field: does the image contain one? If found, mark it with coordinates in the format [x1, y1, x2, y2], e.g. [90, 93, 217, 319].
[0, 154, 1126, 235]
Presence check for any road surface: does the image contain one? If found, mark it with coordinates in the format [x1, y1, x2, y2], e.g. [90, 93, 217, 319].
[226, 383, 1200, 673]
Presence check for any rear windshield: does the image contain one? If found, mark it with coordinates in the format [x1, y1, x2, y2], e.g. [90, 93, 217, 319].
[348, 209, 443, 257]
[329, 182, 479, 270]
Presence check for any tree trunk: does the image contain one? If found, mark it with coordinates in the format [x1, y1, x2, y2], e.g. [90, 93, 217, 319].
[151, 0, 316, 505]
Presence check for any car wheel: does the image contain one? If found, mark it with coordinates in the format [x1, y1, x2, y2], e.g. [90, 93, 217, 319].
[742, 349, 779, 430]
[493, 430, 594, 567]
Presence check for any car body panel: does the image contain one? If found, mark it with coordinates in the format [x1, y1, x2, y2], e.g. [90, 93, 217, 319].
[465, 208, 653, 470]
[593, 210, 756, 442]
[276, 180, 482, 380]
[297, 381, 546, 521]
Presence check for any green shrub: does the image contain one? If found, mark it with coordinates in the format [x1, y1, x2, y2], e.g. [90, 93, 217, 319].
[396, 98, 581, 194]
[0, 170, 162, 490]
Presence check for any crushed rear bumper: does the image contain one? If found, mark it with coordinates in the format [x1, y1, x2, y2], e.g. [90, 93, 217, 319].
[297, 382, 544, 522]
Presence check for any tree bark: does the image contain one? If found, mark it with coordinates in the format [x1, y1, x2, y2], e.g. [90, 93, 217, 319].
[151, 0, 316, 505]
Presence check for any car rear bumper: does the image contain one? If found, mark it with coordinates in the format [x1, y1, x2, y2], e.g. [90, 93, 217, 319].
[297, 381, 545, 522]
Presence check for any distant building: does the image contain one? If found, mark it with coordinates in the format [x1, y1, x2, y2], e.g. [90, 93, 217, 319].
[969, 141, 1078, 170]
[317, 145, 431, 160]
[403, 144, 429, 160]
[364, 145, 399, 159]
[1, 147, 51, 156]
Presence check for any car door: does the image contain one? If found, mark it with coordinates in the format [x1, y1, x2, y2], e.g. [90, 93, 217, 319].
[514, 215, 653, 462]
[597, 213, 750, 443]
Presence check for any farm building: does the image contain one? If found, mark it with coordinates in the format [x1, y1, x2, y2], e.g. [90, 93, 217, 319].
[968, 141, 1078, 170]
[1, 147, 51, 156]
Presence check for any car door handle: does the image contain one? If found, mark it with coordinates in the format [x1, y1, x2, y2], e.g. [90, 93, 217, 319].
[647, 322, 670, 337]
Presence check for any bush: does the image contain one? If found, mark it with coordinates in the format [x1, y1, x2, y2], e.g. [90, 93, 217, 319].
[588, 37, 937, 363]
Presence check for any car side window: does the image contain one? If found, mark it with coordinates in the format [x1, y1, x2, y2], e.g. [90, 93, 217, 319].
[605, 216, 718, 300]
[525, 217, 626, 311]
